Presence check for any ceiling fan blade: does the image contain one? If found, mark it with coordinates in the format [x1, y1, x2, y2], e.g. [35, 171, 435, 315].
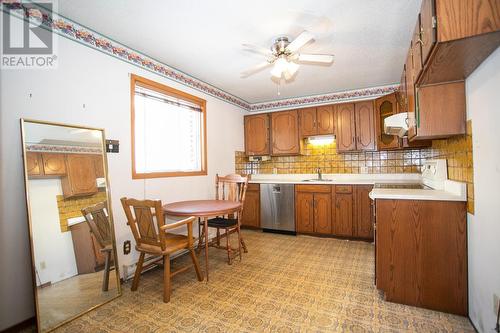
[298, 53, 334, 64]
[242, 43, 273, 57]
[286, 31, 314, 53]
[241, 62, 272, 78]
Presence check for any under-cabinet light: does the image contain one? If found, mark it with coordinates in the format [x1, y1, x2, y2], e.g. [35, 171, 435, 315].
[308, 135, 335, 146]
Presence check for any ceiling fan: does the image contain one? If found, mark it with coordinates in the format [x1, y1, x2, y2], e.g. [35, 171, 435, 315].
[241, 30, 334, 80]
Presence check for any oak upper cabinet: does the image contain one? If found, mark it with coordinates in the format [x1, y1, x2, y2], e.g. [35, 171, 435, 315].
[317, 105, 335, 135]
[271, 110, 301, 156]
[41, 153, 67, 176]
[354, 185, 373, 239]
[332, 186, 354, 237]
[406, 45, 417, 140]
[299, 106, 335, 138]
[419, 0, 436, 66]
[295, 185, 331, 234]
[241, 184, 260, 228]
[93, 154, 105, 178]
[354, 101, 376, 151]
[375, 93, 400, 150]
[61, 154, 98, 198]
[298, 107, 317, 137]
[335, 102, 376, 152]
[26, 152, 43, 177]
[244, 114, 270, 156]
[335, 103, 356, 152]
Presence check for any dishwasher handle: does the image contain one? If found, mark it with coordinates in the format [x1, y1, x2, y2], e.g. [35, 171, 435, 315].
[272, 185, 281, 194]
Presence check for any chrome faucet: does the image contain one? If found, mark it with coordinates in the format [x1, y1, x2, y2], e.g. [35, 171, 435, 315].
[316, 168, 323, 180]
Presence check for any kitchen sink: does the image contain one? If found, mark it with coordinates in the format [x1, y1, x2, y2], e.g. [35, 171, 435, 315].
[301, 179, 334, 182]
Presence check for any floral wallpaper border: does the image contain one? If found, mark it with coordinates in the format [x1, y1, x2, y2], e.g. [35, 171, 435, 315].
[4, 2, 398, 112]
[26, 144, 102, 154]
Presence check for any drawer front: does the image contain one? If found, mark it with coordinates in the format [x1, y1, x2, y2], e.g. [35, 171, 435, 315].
[335, 185, 353, 194]
[295, 184, 332, 193]
[247, 183, 260, 191]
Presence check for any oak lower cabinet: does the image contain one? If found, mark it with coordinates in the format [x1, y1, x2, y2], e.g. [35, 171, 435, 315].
[61, 154, 98, 198]
[332, 186, 353, 236]
[70, 221, 106, 274]
[244, 114, 270, 156]
[271, 110, 301, 155]
[241, 183, 260, 228]
[354, 185, 374, 239]
[375, 199, 467, 315]
[295, 185, 331, 234]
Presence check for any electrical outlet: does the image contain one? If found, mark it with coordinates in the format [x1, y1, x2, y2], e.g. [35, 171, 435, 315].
[494, 293, 499, 316]
[123, 240, 131, 255]
[40, 261, 46, 270]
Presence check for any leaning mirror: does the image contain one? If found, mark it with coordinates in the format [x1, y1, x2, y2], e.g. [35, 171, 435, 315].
[20, 119, 121, 332]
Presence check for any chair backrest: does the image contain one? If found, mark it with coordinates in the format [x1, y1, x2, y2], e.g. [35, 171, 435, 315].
[120, 197, 166, 251]
[81, 202, 112, 249]
[215, 174, 248, 210]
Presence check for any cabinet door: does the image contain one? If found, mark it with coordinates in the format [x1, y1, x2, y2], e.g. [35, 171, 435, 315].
[355, 185, 374, 239]
[93, 154, 105, 178]
[296, 192, 314, 233]
[406, 46, 417, 140]
[313, 193, 332, 234]
[42, 153, 67, 175]
[354, 101, 376, 151]
[271, 110, 300, 155]
[333, 193, 353, 236]
[335, 103, 356, 152]
[411, 18, 423, 81]
[420, 0, 436, 64]
[62, 154, 98, 197]
[316, 105, 335, 135]
[244, 114, 270, 156]
[299, 107, 317, 137]
[375, 94, 400, 150]
[26, 152, 43, 176]
[241, 190, 260, 228]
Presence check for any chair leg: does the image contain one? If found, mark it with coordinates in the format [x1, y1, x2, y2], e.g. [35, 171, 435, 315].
[131, 252, 145, 291]
[240, 236, 248, 253]
[237, 226, 242, 262]
[197, 222, 205, 254]
[216, 228, 220, 246]
[189, 249, 203, 281]
[102, 251, 111, 292]
[163, 254, 171, 303]
[226, 228, 232, 265]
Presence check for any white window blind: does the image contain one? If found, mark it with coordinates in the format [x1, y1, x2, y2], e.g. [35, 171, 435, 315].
[134, 84, 203, 174]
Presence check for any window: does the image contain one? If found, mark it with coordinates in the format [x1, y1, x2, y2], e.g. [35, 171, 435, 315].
[131, 74, 207, 178]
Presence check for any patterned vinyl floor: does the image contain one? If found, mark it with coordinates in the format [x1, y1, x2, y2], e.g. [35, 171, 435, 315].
[55, 230, 473, 332]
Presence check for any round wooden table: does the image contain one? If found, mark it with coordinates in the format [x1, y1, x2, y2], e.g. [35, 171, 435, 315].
[163, 200, 241, 281]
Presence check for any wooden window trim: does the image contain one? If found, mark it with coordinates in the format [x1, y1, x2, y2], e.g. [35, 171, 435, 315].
[130, 74, 207, 179]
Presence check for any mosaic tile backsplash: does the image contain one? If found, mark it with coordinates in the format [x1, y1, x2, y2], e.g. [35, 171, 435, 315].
[57, 191, 108, 232]
[235, 120, 474, 214]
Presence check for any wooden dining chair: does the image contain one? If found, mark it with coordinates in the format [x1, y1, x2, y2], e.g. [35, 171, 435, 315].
[198, 174, 248, 264]
[120, 197, 203, 303]
[81, 202, 114, 292]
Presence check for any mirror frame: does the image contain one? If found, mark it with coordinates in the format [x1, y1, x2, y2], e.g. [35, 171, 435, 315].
[20, 118, 122, 332]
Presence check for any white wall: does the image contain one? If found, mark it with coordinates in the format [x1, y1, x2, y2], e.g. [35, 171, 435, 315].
[466, 47, 500, 332]
[29, 179, 78, 285]
[0, 34, 246, 330]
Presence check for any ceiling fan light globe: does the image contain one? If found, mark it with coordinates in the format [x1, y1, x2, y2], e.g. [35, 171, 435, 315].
[286, 61, 300, 76]
[270, 65, 283, 79]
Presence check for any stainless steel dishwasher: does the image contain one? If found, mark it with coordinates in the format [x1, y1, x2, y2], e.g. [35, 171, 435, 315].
[260, 183, 295, 234]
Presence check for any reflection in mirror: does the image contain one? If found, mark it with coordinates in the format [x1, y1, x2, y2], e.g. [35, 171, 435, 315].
[21, 120, 121, 332]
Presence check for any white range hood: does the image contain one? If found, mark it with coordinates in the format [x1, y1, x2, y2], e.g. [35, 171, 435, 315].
[383, 113, 409, 138]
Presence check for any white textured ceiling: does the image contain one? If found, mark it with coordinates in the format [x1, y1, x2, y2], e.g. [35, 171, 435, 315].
[56, 0, 421, 104]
